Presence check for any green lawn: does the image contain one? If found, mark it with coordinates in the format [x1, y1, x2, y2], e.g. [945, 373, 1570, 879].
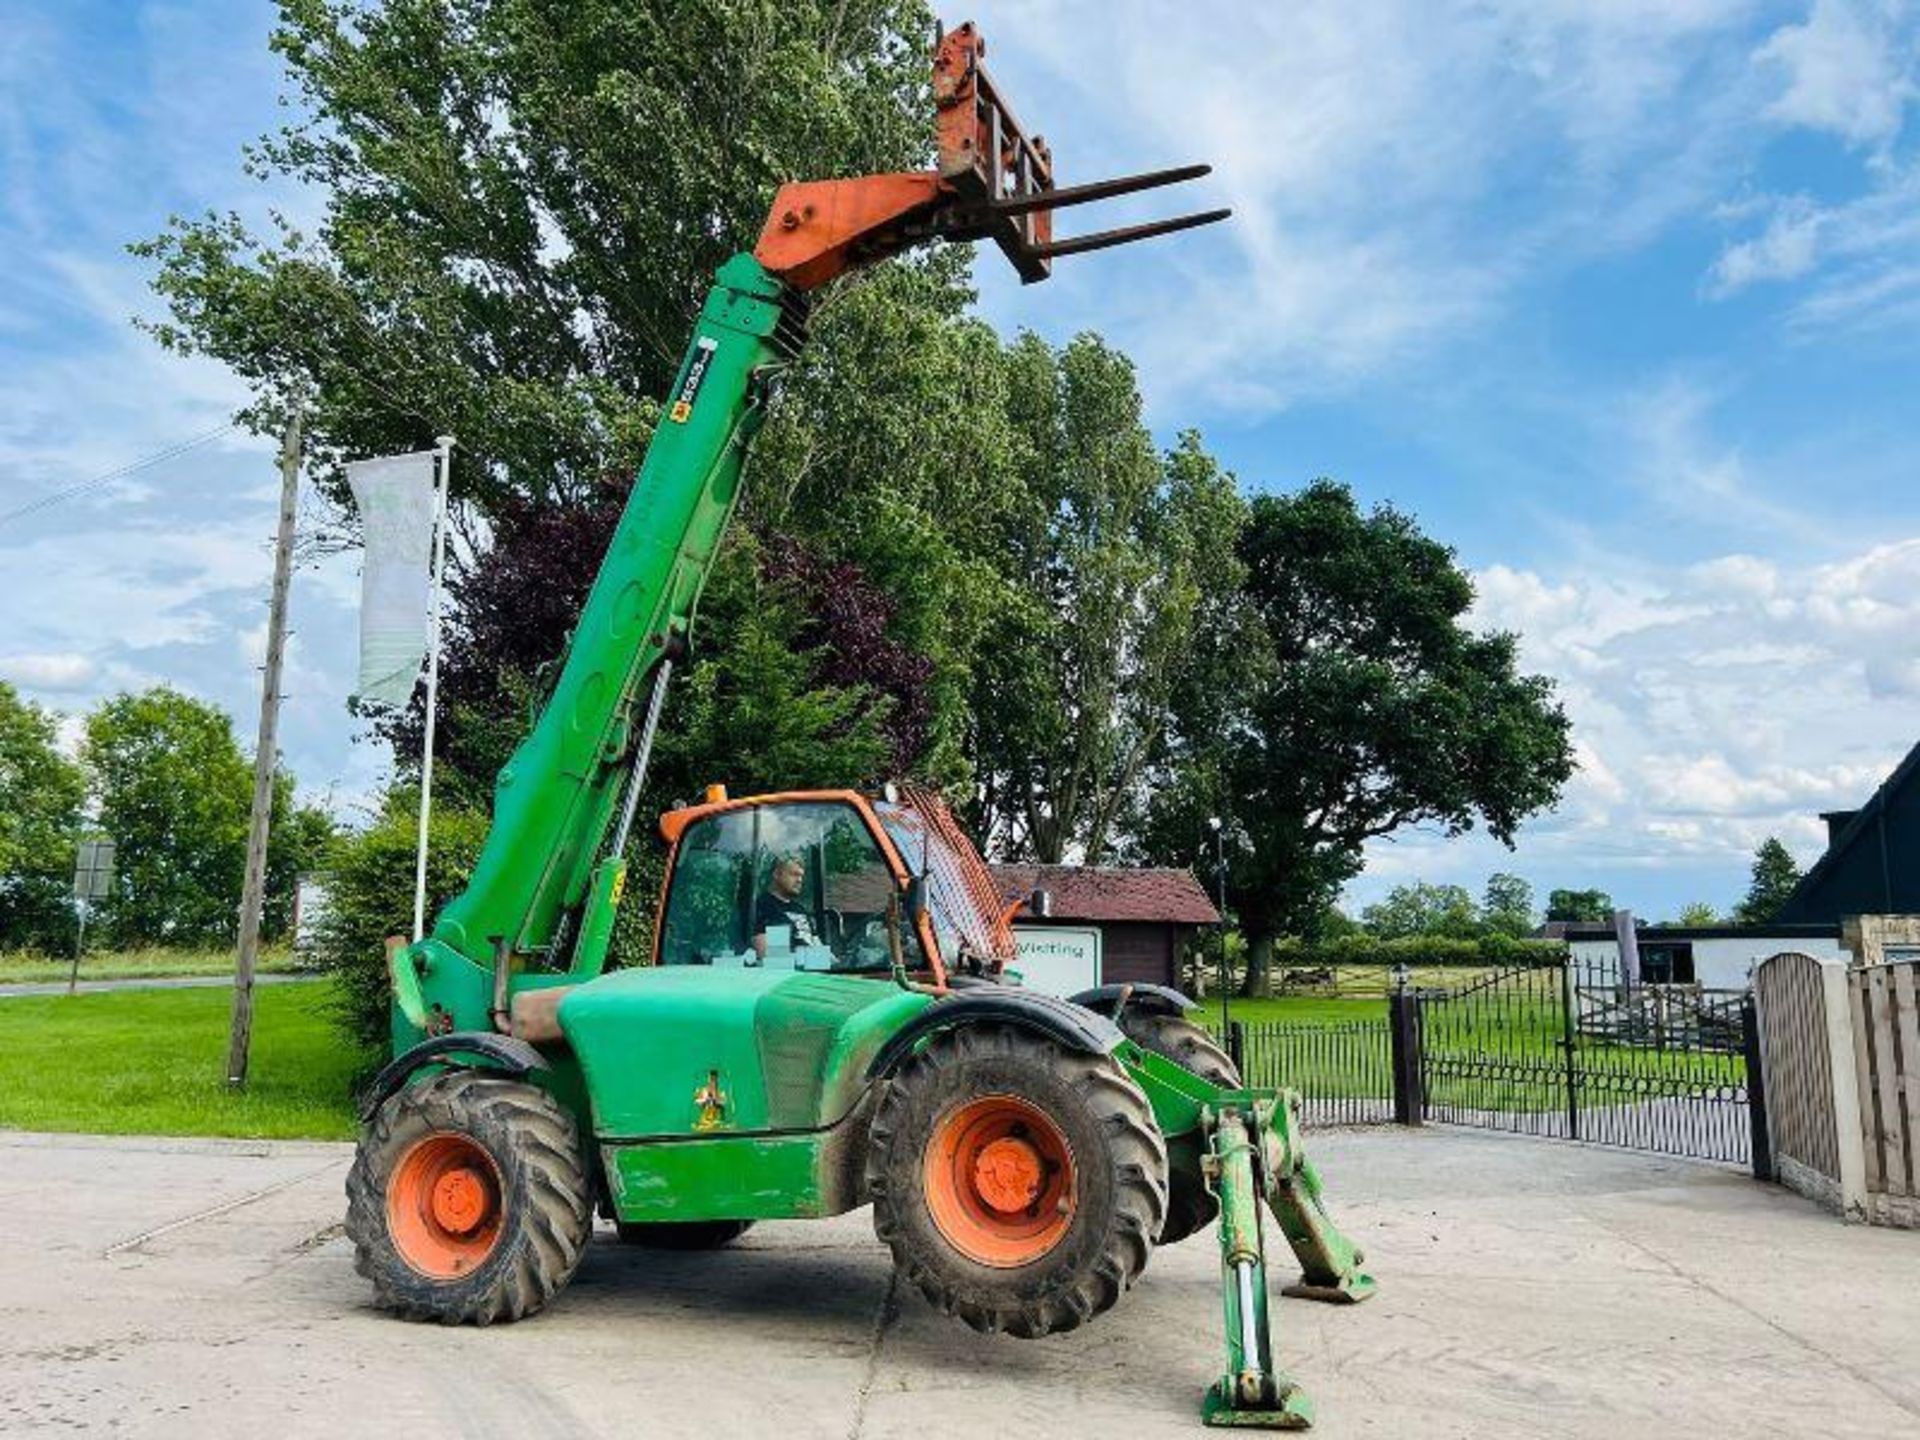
[0, 980, 365, 1140]
[1202, 990, 1745, 1112]
[0, 945, 306, 985]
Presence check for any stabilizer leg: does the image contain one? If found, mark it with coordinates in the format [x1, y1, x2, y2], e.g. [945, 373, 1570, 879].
[1262, 1100, 1378, 1305]
[1201, 1108, 1313, 1430]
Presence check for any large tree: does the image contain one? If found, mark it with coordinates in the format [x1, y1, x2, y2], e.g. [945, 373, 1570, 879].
[970, 335, 1244, 863]
[137, 0, 942, 507]
[82, 688, 328, 947]
[1361, 882, 1481, 940]
[1546, 887, 1614, 923]
[140, 1, 1023, 822]
[0, 683, 86, 951]
[1141, 481, 1574, 990]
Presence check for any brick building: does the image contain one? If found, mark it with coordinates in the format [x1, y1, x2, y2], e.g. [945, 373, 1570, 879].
[988, 863, 1219, 996]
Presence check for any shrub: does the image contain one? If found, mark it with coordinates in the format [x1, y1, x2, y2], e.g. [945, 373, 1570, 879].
[310, 793, 490, 1051]
[1269, 932, 1566, 973]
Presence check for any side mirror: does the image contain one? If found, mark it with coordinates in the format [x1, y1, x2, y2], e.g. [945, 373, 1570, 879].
[904, 873, 929, 924]
[1029, 888, 1053, 920]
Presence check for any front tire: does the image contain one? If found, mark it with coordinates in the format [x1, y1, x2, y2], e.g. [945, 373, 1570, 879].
[867, 1024, 1168, 1338]
[1116, 1010, 1242, 1245]
[346, 1070, 593, 1325]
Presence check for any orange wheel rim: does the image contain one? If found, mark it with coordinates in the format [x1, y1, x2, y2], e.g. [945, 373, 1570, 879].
[924, 1095, 1076, 1267]
[387, 1133, 505, 1279]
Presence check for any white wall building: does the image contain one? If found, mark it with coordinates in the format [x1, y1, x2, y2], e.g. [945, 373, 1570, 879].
[1556, 922, 1847, 992]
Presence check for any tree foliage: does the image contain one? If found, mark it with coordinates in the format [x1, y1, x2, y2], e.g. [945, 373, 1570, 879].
[1546, 887, 1614, 924]
[1671, 901, 1722, 927]
[82, 687, 328, 947]
[970, 338, 1242, 863]
[311, 792, 490, 1048]
[1361, 882, 1481, 940]
[1141, 482, 1574, 986]
[1481, 872, 1536, 936]
[136, 0, 940, 506]
[0, 683, 86, 950]
[1735, 837, 1802, 926]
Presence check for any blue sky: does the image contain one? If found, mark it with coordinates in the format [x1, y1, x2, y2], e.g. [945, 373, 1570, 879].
[2, 0, 1917, 920]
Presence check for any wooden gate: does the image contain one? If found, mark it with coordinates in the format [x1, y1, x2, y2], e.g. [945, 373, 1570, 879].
[1850, 960, 1920, 1227]
[1751, 952, 1867, 1218]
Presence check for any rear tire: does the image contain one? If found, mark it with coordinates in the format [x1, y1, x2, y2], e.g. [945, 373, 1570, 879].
[1116, 1011, 1241, 1245]
[868, 1024, 1167, 1338]
[346, 1070, 592, 1325]
[613, 1219, 754, 1249]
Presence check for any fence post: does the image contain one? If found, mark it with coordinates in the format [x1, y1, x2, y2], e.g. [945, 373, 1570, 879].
[1742, 991, 1773, 1183]
[1228, 1020, 1246, 1078]
[1388, 972, 1423, 1126]
[1559, 958, 1581, 1141]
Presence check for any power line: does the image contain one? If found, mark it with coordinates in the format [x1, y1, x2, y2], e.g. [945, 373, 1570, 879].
[0, 421, 241, 530]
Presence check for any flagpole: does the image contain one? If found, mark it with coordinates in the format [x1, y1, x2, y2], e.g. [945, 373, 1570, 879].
[413, 435, 454, 942]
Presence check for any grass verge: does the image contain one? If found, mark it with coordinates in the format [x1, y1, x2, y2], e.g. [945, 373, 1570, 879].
[0, 946, 306, 985]
[0, 979, 364, 1140]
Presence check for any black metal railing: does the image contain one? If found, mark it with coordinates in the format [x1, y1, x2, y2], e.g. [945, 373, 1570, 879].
[1204, 954, 1762, 1169]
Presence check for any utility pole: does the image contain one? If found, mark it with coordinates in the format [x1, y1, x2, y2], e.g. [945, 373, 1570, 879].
[227, 402, 303, 1088]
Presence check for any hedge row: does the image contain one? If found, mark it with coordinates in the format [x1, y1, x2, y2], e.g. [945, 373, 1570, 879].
[1267, 933, 1568, 972]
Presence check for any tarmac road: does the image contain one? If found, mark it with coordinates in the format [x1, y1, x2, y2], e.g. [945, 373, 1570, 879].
[0, 1126, 1914, 1439]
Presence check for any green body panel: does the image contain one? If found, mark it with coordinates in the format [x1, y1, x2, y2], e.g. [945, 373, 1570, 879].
[602, 1117, 864, 1221]
[558, 967, 931, 1139]
[421, 252, 794, 977]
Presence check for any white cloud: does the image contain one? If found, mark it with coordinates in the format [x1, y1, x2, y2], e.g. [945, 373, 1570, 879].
[1708, 195, 1825, 294]
[0, 652, 97, 690]
[970, 0, 1768, 418]
[1755, 0, 1917, 146]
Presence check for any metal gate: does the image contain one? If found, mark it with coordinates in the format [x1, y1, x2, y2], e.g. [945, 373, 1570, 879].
[1416, 957, 1757, 1165]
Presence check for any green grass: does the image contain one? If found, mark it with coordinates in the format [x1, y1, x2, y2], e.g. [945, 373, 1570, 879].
[0, 945, 306, 985]
[1204, 990, 1745, 1112]
[0, 980, 365, 1139]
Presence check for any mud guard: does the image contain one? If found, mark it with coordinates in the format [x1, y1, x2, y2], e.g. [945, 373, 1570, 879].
[358, 1032, 551, 1122]
[1068, 982, 1196, 1018]
[865, 989, 1123, 1079]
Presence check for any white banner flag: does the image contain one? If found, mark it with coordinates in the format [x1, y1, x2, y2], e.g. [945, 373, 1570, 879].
[347, 449, 441, 705]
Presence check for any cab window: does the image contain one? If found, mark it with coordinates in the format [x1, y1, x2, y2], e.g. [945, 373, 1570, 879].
[658, 802, 914, 972]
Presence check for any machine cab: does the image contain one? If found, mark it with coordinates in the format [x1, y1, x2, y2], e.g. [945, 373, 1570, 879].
[654, 786, 1020, 984]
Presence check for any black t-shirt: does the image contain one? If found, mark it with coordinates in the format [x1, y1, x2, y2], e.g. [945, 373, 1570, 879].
[754, 890, 818, 948]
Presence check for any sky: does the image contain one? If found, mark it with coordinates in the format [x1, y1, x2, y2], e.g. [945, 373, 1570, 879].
[1, 0, 1917, 921]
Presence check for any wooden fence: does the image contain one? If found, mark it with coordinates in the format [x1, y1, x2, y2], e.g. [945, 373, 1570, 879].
[1752, 950, 1919, 1227]
[1850, 961, 1920, 1227]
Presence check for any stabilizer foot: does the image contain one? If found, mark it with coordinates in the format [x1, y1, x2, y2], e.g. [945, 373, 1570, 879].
[1202, 1378, 1315, 1430]
[1281, 1270, 1377, 1305]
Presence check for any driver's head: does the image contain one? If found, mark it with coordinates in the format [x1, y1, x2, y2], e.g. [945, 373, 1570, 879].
[770, 855, 805, 900]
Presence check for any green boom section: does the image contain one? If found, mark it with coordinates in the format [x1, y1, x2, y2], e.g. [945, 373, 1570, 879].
[429, 253, 797, 971]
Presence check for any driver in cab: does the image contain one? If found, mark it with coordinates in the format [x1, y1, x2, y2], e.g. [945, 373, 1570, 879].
[752, 854, 819, 958]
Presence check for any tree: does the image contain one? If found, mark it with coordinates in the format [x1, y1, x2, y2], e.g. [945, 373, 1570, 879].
[1671, 901, 1721, 927]
[142, 2, 1024, 828]
[0, 683, 86, 951]
[1142, 481, 1574, 991]
[136, 0, 942, 509]
[1361, 882, 1481, 940]
[83, 688, 329, 947]
[1546, 887, 1614, 924]
[1481, 872, 1536, 936]
[970, 338, 1243, 863]
[1736, 838, 1802, 925]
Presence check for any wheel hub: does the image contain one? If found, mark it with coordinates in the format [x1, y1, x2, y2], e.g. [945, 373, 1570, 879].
[973, 1136, 1044, 1213]
[431, 1167, 490, 1234]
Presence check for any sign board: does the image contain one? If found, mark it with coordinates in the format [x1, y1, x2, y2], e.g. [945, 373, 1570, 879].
[1009, 925, 1102, 998]
[72, 840, 115, 901]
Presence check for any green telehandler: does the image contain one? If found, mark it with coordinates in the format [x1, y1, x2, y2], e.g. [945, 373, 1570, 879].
[350, 22, 1374, 1429]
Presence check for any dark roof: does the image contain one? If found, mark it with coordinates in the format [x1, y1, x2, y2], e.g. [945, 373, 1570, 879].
[1776, 739, 1920, 924]
[989, 864, 1221, 926]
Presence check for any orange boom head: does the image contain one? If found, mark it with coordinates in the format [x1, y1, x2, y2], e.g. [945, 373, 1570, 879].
[753, 20, 1229, 291]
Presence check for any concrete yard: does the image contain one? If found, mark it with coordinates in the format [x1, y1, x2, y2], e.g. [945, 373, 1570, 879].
[1, 1127, 1914, 1439]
